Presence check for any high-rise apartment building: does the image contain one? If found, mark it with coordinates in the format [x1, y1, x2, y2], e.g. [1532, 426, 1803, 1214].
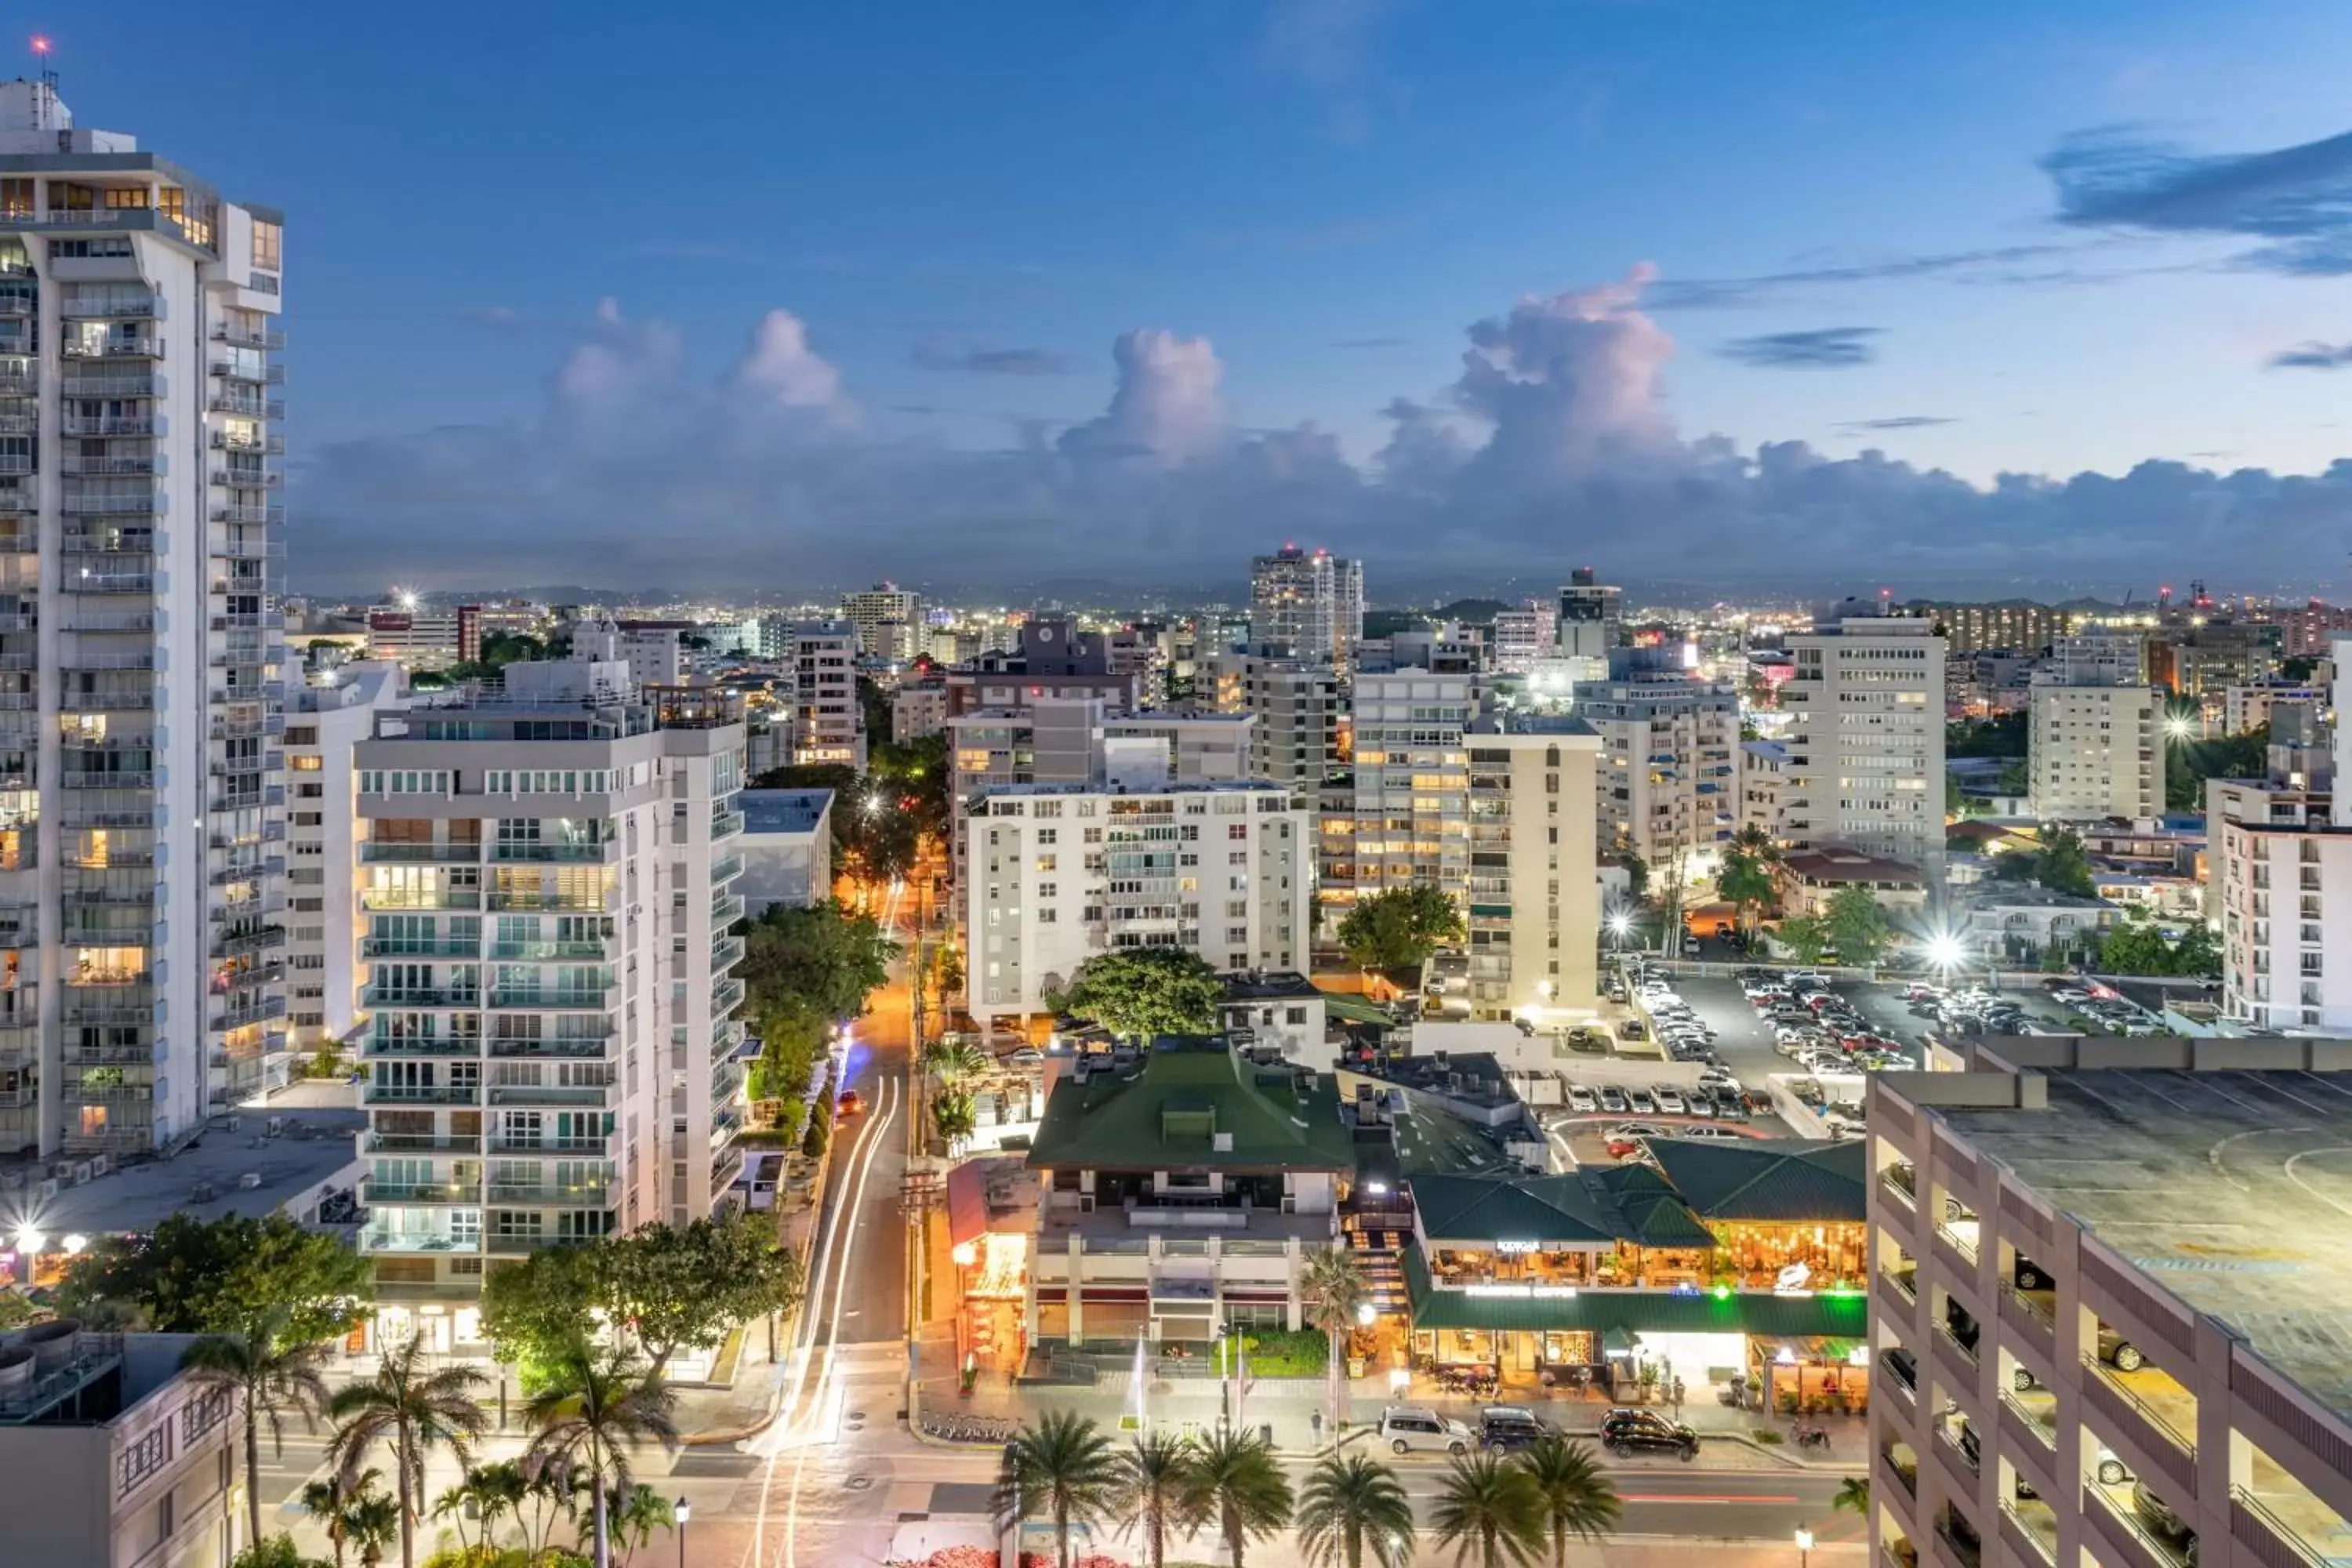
[964, 779, 1312, 1024]
[1490, 604, 1556, 675]
[1868, 1042, 2352, 1568]
[1573, 674, 1740, 877]
[1347, 671, 1477, 906]
[786, 619, 865, 768]
[2029, 635, 2163, 824]
[367, 604, 463, 670]
[1781, 616, 1946, 879]
[285, 662, 408, 1069]
[1200, 651, 1343, 789]
[1249, 545, 1363, 672]
[0, 81, 288, 1156]
[1904, 599, 2097, 659]
[1556, 567, 1624, 662]
[352, 676, 748, 1341]
[1464, 718, 1601, 1018]
[839, 582, 923, 663]
[2151, 620, 2282, 702]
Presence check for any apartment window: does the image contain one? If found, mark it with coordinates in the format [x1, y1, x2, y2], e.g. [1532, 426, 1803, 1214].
[252, 220, 283, 270]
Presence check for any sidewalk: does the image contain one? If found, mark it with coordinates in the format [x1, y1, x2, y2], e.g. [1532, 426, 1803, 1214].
[918, 1365, 1868, 1469]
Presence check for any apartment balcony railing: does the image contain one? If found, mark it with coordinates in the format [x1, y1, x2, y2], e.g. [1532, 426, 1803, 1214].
[710, 892, 746, 927]
[209, 359, 287, 386]
[205, 393, 282, 419]
[60, 492, 165, 517]
[488, 1133, 614, 1156]
[361, 889, 482, 912]
[60, 374, 162, 400]
[710, 851, 744, 885]
[63, 336, 163, 360]
[710, 934, 746, 972]
[60, 455, 158, 477]
[711, 976, 746, 1016]
[484, 1081, 620, 1111]
[210, 322, 286, 350]
[362, 842, 482, 864]
[357, 1230, 478, 1256]
[61, 415, 157, 437]
[710, 809, 745, 841]
[212, 535, 286, 561]
[487, 841, 617, 863]
[64, 769, 156, 789]
[486, 986, 618, 1011]
[211, 926, 286, 957]
[209, 467, 283, 490]
[487, 1036, 613, 1060]
[60, 292, 159, 318]
[361, 1132, 485, 1155]
[209, 428, 285, 454]
[210, 995, 288, 1032]
[485, 891, 613, 913]
[210, 503, 285, 526]
[362, 985, 481, 1009]
[364, 1035, 482, 1059]
[485, 1182, 613, 1207]
[487, 939, 611, 961]
[361, 936, 482, 960]
[0, 369, 35, 396]
[357, 1178, 477, 1206]
[64, 572, 155, 595]
[361, 1082, 481, 1108]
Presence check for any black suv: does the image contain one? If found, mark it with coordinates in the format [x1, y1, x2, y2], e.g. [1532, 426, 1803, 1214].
[1480, 1406, 1552, 1453]
[1600, 1408, 1698, 1460]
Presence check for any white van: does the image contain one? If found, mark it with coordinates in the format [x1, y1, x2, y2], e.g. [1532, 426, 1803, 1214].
[1379, 1406, 1474, 1456]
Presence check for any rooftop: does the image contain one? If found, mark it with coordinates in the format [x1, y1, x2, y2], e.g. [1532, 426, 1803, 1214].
[1936, 1066, 2352, 1428]
[1221, 970, 1322, 1003]
[740, 788, 834, 836]
[1025, 1039, 1354, 1172]
[20, 1110, 364, 1237]
[1784, 848, 1927, 886]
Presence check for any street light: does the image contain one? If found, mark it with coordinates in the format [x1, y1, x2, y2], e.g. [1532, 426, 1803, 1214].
[1795, 1527, 1813, 1568]
[673, 1497, 691, 1568]
[15, 1228, 42, 1288]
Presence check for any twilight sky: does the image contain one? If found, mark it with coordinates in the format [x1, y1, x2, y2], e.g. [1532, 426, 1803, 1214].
[45, 0, 2352, 598]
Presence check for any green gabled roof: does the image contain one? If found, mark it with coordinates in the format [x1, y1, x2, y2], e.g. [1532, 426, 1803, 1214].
[1406, 1174, 1625, 1246]
[1588, 1166, 1719, 1248]
[1642, 1138, 1870, 1223]
[1025, 1039, 1355, 1172]
[1321, 991, 1396, 1027]
[1402, 1244, 1869, 1336]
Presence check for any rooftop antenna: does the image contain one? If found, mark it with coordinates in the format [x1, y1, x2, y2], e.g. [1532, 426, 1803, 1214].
[29, 37, 60, 128]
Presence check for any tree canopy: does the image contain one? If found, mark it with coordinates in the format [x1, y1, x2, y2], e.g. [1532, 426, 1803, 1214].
[1057, 946, 1225, 1039]
[1824, 885, 1893, 966]
[2166, 722, 2270, 811]
[56, 1211, 372, 1343]
[1335, 885, 1465, 971]
[739, 898, 895, 1120]
[1715, 849, 1778, 935]
[2096, 914, 2220, 978]
[2033, 826, 2097, 897]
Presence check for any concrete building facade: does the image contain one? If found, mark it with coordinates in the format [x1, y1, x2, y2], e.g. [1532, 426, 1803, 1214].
[2028, 640, 2163, 824]
[1465, 718, 1602, 1020]
[1248, 545, 1363, 673]
[0, 81, 290, 1156]
[284, 662, 407, 1066]
[1200, 652, 1342, 790]
[1574, 674, 1740, 880]
[785, 619, 865, 768]
[1782, 616, 1947, 880]
[1345, 670, 1478, 910]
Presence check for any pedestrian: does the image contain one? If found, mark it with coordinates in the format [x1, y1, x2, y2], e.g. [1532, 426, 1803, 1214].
[1672, 1376, 1685, 1412]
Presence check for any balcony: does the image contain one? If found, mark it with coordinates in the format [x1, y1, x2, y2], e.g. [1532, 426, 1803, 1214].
[363, 1035, 479, 1058]
[60, 454, 159, 477]
[358, 1229, 480, 1257]
[711, 976, 746, 1016]
[60, 373, 162, 400]
[361, 1131, 485, 1156]
[487, 1036, 612, 1061]
[487, 840, 617, 863]
[710, 809, 745, 841]
[64, 572, 155, 596]
[212, 926, 286, 957]
[209, 428, 284, 454]
[60, 292, 158, 318]
[710, 851, 744, 885]
[61, 415, 157, 437]
[710, 934, 746, 972]
[362, 936, 482, 958]
[362, 985, 481, 1009]
[64, 336, 162, 360]
[209, 358, 286, 386]
[205, 392, 282, 419]
[487, 985, 617, 1011]
[485, 1182, 613, 1207]
[484, 890, 612, 913]
[489, 1132, 615, 1156]
[362, 842, 482, 865]
[710, 892, 746, 927]
[210, 503, 284, 526]
[357, 1178, 477, 1206]
[485, 1081, 620, 1111]
[361, 888, 482, 913]
[210, 322, 285, 350]
[209, 466, 283, 490]
[361, 1081, 481, 1108]
[487, 938, 610, 961]
[211, 995, 288, 1032]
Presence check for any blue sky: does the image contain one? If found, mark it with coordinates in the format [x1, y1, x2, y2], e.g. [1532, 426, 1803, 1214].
[40, 1, 2352, 593]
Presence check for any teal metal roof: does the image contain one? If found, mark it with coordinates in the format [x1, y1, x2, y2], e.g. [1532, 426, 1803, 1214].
[1403, 1245, 1870, 1336]
[1642, 1138, 1870, 1222]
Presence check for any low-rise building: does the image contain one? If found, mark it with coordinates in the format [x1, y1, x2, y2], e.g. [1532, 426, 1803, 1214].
[1740, 739, 1791, 843]
[893, 681, 949, 745]
[1954, 884, 2120, 963]
[0, 1328, 249, 1568]
[1781, 848, 1929, 918]
[1868, 1039, 2352, 1568]
[1218, 971, 1330, 1061]
[735, 788, 834, 913]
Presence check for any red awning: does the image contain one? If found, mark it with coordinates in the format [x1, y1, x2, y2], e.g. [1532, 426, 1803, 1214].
[947, 1160, 990, 1248]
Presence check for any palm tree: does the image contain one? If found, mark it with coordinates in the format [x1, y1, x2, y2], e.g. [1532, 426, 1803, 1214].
[180, 1304, 333, 1551]
[1296, 1452, 1414, 1568]
[1179, 1428, 1294, 1568]
[597, 1483, 676, 1567]
[933, 1088, 978, 1152]
[993, 1409, 1123, 1568]
[327, 1334, 491, 1568]
[1428, 1454, 1546, 1568]
[457, 1459, 530, 1555]
[923, 1038, 989, 1085]
[432, 1463, 521, 1559]
[343, 1490, 401, 1568]
[1516, 1438, 1621, 1568]
[299, 1467, 385, 1568]
[1835, 1475, 1871, 1518]
[514, 1456, 576, 1558]
[1114, 1432, 1194, 1568]
[1299, 1246, 1370, 1439]
[523, 1343, 681, 1568]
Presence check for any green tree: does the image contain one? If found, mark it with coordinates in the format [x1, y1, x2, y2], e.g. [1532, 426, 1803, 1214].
[1299, 1246, 1369, 1437]
[922, 1038, 989, 1086]
[479, 1245, 603, 1390]
[1180, 1428, 1294, 1568]
[993, 1410, 1123, 1568]
[1775, 915, 1830, 964]
[1296, 1452, 1416, 1568]
[2034, 826, 2097, 897]
[523, 1345, 680, 1568]
[230, 1537, 332, 1568]
[343, 1490, 401, 1568]
[1834, 1475, 1871, 1517]
[1617, 847, 1650, 903]
[180, 1305, 334, 1551]
[57, 1211, 371, 1342]
[1058, 946, 1225, 1039]
[590, 1483, 675, 1567]
[2097, 920, 2175, 977]
[1335, 886, 1466, 972]
[1515, 1438, 1621, 1568]
[1428, 1454, 1547, 1568]
[933, 1088, 978, 1151]
[2172, 920, 2220, 977]
[602, 1210, 805, 1374]
[1947, 712, 2028, 757]
[1824, 885, 1893, 967]
[1715, 849, 1778, 938]
[1115, 1432, 1195, 1568]
[300, 1467, 387, 1568]
[328, 1336, 492, 1568]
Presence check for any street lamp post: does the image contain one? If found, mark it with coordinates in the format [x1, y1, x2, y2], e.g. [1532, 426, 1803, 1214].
[1795, 1527, 1813, 1568]
[674, 1497, 691, 1568]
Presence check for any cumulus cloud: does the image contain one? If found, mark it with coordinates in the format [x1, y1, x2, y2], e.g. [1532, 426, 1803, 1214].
[292, 273, 2352, 593]
[2269, 340, 2352, 370]
[2045, 124, 2352, 275]
[1720, 326, 1882, 368]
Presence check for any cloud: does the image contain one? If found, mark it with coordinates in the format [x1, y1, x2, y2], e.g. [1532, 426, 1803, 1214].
[292, 272, 2352, 593]
[1720, 326, 1882, 368]
[2045, 124, 2352, 275]
[2269, 340, 2352, 370]
[1646, 245, 2080, 310]
[909, 339, 1074, 376]
[1836, 416, 1957, 432]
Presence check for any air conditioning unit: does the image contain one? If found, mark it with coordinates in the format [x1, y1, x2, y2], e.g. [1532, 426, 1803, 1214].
[71, 1161, 93, 1185]
[88, 1155, 111, 1177]
[238, 1171, 263, 1190]
[35, 1178, 57, 1201]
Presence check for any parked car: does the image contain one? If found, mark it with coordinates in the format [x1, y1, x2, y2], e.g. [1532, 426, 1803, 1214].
[1599, 1086, 1630, 1114]
[2132, 1483, 2196, 1563]
[1600, 1409, 1699, 1460]
[1627, 1088, 1659, 1114]
[1380, 1406, 1473, 1456]
[2096, 1325, 2145, 1372]
[1653, 1087, 1687, 1114]
[1677, 1125, 1746, 1142]
[1479, 1407, 1552, 1453]
[1567, 1084, 1599, 1112]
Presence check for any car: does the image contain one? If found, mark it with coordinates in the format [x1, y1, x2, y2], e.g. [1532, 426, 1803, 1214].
[1600, 1408, 1699, 1461]
[1380, 1406, 1474, 1456]
[1681, 938, 1700, 957]
[1684, 1094, 1716, 1118]
[1005, 1046, 1044, 1067]
[2132, 1484, 2197, 1562]
[1677, 1124, 1746, 1142]
[1566, 1084, 1599, 1112]
[1605, 1137, 1645, 1158]
[1713, 1088, 1750, 1119]
[2095, 1447, 2133, 1486]
[1606, 1121, 1668, 1140]
[1598, 1086, 1630, 1114]
[2052, 987, 2092, 1005]
[835, 1089, 865, 1119]
[1479, 1408, 1552, 1453]
[2096, 1325, 2145, 1372]
[1627, 1088, 1658, 1114]
[1653, 1088, 1686, 1114]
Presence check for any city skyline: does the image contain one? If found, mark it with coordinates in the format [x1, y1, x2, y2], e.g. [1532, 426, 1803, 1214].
[31, 3, 2352, 595]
